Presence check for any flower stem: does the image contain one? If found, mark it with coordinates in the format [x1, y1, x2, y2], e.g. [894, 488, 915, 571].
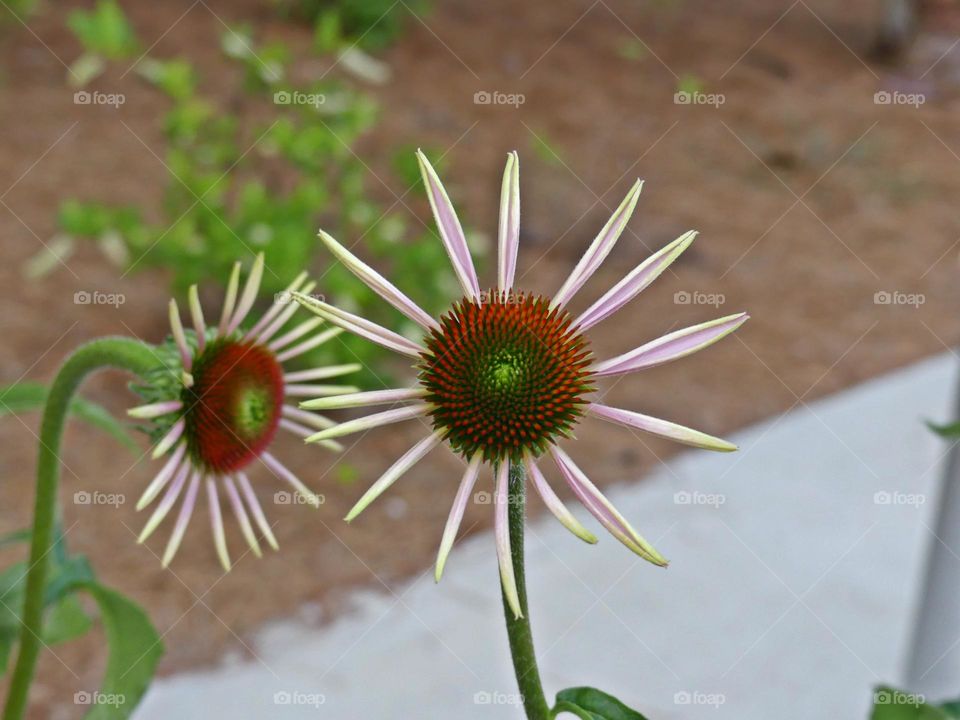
[3, 337, 164, 720]
[501, 461, 551, 720]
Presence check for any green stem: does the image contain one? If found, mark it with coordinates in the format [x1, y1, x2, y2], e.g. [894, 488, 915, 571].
[501, 462, 551, 720]
[3, 337, 164, 720]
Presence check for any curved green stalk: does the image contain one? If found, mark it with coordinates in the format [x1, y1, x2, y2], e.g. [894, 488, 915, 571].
[3, 337, 164, 720]
[501, 462, 551, 720]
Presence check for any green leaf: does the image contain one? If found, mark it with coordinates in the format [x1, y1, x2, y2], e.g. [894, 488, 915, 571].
[927, 420, 960, 439]
[870, 686, 951, 719]
[553, 687, 650, 720]
[43, 594, 93, 645]
[66, 0, 138, 59]
[0, 381, 137, 452]
[75, 582, 163, 719]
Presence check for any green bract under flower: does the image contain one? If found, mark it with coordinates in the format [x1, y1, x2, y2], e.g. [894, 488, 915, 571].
[419, 291, 593, 463]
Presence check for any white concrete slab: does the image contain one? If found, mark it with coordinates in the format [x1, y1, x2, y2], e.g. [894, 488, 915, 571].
[135, 352, 958, 719]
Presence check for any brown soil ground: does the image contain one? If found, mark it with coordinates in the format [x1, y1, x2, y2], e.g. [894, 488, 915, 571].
[2, 0, 960, 716]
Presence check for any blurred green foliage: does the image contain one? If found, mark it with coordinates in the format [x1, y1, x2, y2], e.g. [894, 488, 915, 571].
[276, 0, 430, 51]
[58, 5, 464, 385]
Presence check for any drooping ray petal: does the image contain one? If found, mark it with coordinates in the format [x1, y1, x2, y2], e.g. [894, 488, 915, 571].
[551, 446, 667, 566]
[293, 292, 423, 358]
[497, 151, 520, 292]
[168, 299, 192, 371]
[127, 400, 182, 419]
[244, 271, 308, 341]
[207, 479, 231, 571]
[416, 150, 480, 299]
[319, 230, 439, 330]
[575, 230, 697, 330]
[275, 327, 342, 363]
[188, 284, 207, 353]
[523, 452, 596, 544]
[151, 418, 185, 460]
[305, 403, 430, 444]
[586, 403, 736, 452]
[435, 452, 483, 582]
[299, 387, 427, 411]
[279, 419, 344, 452]
[137, 442, 187, 511]
[224, 475, 262, 558]
[261, 451, 321, 507]
[345, 432, 443, 522]
[592, 312, 748, 377]
[236, 472, 279, 550]
[284, 383, 360, 398]
[269, 317, 324, 352]
[217, 261, 241, 336]
[282, 405, 336, 430]
[284, 364, 362, 383]
[162, 470, 201, 567]
[253, 281, 317, 344]
[225, 253, 265, 335]
[138, 463, 190, 543]
[552, 179, 643, 309]
[494, 463, 522, 619]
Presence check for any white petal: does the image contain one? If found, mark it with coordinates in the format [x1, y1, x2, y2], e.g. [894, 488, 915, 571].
[552, 179, 643, 309]
[305, 403, 430, 443]
[168, 299, 192, 371]
[435, 452, 483, 582]
[282, 405, 336, 429]
[244, 271, 309, 341]
[138, 463, 190, 543]
[162, 470, 201, 567]
[217, 261, 241, 336]
[416, 150, 480, 299]
[207, 478, 231, 572]
[345, 432, 442, 521]
[319, 230, 439, 330]
[575, 230, 696, 330]
[523, 452, 596, 544]
[497, 151, 520, 291]
[269, 317, 324, 352]
[293, 292, 424, 358]
[284, 384, 360, 398]
[494, 463, 522, 619]
[225, 253, 265, 335]
[236, 472, 279, 550]
[224, 475, 262, 558]
[127, 400, 182, 419]
[151, 418, 185, 460]
[275, 327, 342, 363]
[261, 451, 321, 507]
[587, 403, 736, 452]
[283, 364, 361, 383]
[137, 442, 187, 510]
[299, 387, 427, 411]
[253, 280, 316, 344]
[279, 419, 344, 452]
[592, 313, 748, 377]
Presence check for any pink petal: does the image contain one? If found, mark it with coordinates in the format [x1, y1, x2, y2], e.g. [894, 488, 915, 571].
[523, 452, 596, 544]
[416, 150, 480, 299]
[188, 284, 207, 353]
[137, 442, 187, 510]
[207, 478, 231, 571]
[435, 452, 483, 582]
[592, 312, 748, 377]
[494, 462, 522, 619]
[293, 292, 423, 358]
[552, 179, 643, 309]
[168, 299, 192, 371]
[274, 327, 342, 363]
[497, 151, 520, 291]
[575, 230, 697, 330]
[550, 446, 667, 566]
[162, 470, 201, 567]
[319, 230, 439, 330]
[244, 271, 309, 341]
[217, 262, 241, 336]
[299, 387, 427, 411]
[587, 403, 736, 452]
[225, 253, 264, 335]
[236, 472, 278, 550]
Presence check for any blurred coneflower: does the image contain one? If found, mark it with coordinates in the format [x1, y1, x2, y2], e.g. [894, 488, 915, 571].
[128, 254, 359, 570]
[294, 152, 747, 617]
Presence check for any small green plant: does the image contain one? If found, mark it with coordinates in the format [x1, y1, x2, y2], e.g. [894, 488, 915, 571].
[66, 0, 139, 86]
